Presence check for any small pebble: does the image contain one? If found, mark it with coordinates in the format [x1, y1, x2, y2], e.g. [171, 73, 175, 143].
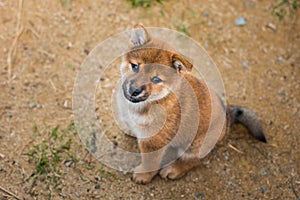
[204, 42, 209, 49]
[266, 23, 276, 32]
[63, 100, 68, 108]
[207, 20, 212, 26]
[64, 20, 70, 25]
[280, 76, 286, 81]
[242, 61, 248, 68]
[224, 155, 229, 160]
[150, 186, 156, 190]
[29, 102, 37, 108]
[94, 184, 100, 189]
[212, 149, 217, 155]
[67, 42, 72, 48]
[227, 180, 233, 186]
[277, 89, 284, 95]
[94, 176, 102, 181]
[59, 193, 67, 198]
[283, 125, 289, 130]
[261, 168, 268, 176]
[235, 17, 246, 26]
[277, 56, 283, 63]
[195, 193, 205, 199]
[64, 159, 73, 167]
[259, 187, 266, 194]
[203, 12, 209, 17]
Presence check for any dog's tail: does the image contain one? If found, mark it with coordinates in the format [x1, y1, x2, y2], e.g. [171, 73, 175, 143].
[227, 105, 267, 143]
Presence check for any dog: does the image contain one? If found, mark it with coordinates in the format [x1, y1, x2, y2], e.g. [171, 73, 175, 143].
[115, 24, 266, 184]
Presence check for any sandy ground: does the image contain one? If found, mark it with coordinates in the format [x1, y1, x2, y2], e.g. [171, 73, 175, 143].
[0, 0, 299, 199]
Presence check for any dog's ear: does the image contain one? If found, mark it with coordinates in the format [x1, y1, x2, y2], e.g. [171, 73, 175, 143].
[172, 54, 193, 73]
[130, 24, 151, 47]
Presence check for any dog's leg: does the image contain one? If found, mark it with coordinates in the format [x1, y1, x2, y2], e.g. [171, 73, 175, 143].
[132, 140, 165, 184]
[159, 157, 201, 180]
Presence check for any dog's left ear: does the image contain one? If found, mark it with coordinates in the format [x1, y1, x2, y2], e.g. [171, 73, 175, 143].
[172, 54, 193, 73]
[130, 24, 151, 47]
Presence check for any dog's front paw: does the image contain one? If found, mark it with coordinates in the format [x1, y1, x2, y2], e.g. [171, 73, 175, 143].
[131, 165, 157, 184]
[159, 164, 186, 180]
[132, 172, 154, 184]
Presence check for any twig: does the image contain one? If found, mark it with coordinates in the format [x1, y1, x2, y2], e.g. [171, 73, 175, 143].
[228, 143, 244, 154]
[18, 139, 34, 155]
[0, 185, 22, 200]
[27, 26, 40, 38]
[7, 0, 24, 81]
[49, 79, 57, 92]
[290, 177, 299, 199]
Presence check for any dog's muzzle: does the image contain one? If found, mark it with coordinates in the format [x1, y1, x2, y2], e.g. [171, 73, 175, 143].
[122, 82, 149, 103]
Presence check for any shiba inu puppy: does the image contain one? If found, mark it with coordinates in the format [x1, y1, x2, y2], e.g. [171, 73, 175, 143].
[115, 24, 266, 184]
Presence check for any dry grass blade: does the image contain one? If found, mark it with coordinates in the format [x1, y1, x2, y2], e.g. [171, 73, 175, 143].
[7, 0, 24, 81]
[228, 143, 244, 154]
[0, 185, 22, 200]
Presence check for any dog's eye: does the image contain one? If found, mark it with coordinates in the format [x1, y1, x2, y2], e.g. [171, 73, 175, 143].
[130, 63, 139, 72]
[151, 76, 163, 84]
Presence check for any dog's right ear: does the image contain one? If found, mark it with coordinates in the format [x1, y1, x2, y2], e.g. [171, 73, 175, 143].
[130, 24, 151, 47]
[172, 54, 193, 73]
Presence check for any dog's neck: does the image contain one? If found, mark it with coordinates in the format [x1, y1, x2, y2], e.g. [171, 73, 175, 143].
[127, 101, 150, 114]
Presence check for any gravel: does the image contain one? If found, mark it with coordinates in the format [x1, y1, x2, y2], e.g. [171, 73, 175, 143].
[195, 193, 205, 199]
[94, 184, 100, 190]
[259, 187, 266, 194]
[267, 23, 277, 31]
[224, 155, 229, 160]
[235, 17, 246, 26]
[29, 102, 37, 108]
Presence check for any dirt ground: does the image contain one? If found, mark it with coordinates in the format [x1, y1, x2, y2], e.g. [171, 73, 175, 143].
[0, 0, 299, 199]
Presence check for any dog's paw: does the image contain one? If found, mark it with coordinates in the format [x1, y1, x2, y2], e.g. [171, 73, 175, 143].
[131, 165, 157, 184]
[132, 172, 154, 184]
[159, 165, 185, 180]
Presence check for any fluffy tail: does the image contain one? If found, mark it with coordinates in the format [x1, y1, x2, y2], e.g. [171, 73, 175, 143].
[227, 106, 267, 143]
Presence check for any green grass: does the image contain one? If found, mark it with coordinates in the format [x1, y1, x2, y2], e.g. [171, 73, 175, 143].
[271, 0, 299, 20]
[66, 63, 75, 70]
[174, 23, 191, 37]
[60, 0, 71, 6]
[25, 123, 78, 196]
[25, 122, 120, 198]
[126, 0, 163, 7]
[98, 166, 118, 180]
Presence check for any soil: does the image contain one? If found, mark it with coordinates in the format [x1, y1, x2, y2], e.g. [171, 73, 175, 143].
[0, 0, 299, 199]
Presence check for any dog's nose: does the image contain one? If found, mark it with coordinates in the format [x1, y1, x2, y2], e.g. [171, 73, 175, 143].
[129, 84, 145, 97]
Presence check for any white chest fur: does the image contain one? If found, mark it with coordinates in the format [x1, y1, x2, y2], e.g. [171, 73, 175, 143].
[115, 85, 165, 139]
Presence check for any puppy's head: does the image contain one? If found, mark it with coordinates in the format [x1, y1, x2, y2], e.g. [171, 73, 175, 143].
[121, 24, 193, 104]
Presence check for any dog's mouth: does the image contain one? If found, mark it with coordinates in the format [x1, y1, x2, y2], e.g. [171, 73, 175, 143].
[122, 83, 149, 103]
[124, 93, 149, 103]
